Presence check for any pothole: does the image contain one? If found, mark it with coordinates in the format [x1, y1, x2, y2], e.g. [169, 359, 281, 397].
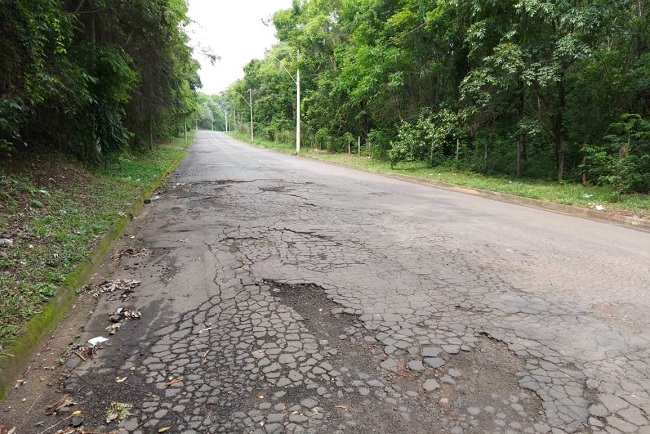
[264, 280, 462, 433]
[447, 336, 546, 433]
[264, 281, 358, 346]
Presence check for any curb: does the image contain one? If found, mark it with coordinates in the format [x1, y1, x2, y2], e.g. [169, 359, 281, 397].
[0, 143, 191, 402]
[382, 171, 650, 233]
[291, 151, 650, 233]
[237, 136, 650, 233]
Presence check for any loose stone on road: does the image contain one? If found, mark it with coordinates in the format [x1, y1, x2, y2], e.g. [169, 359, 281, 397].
[4, 131, 649, 434]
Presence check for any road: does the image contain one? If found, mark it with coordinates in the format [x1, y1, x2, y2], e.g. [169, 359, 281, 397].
[9, 131, 650, 433]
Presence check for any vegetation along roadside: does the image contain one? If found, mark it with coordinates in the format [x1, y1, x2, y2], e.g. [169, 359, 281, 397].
[0, 135, 192, 399]
[230, 131, 650, 223]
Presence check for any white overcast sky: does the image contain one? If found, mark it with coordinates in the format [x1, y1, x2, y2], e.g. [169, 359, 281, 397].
[187, 0, 294, 95]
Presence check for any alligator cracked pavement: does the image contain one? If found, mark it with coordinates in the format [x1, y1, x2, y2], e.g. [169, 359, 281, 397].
[6, 131, 650, 434]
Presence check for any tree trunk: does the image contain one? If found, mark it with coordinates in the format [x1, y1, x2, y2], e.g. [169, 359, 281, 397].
[554, 79, 566, 181]
[516, 79, 526, 177]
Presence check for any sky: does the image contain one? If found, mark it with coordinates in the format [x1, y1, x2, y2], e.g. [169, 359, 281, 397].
[187, 0, 294, 95]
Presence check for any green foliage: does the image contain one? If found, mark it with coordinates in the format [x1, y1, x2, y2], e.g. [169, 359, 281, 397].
[0, 0, 199, 160]
[224, 0, 650, 193]
[367, 129, 394, 160]
[389, 109, 459, 168]
[582, 114, 650, 196]
[0, 137, 191, 350]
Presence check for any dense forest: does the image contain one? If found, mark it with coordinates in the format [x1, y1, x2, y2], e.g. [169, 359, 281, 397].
[3, 0, 649, 194]
[214, 0, 650, 194]
[0, 0, 199, 162]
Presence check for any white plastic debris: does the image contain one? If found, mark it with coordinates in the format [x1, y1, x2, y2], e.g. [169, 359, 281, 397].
[88, 336, 109, 346]
[595, 205, 604, 211]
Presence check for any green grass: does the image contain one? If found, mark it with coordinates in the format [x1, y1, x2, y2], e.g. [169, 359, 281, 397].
[0, 135, 192, 351]
[232, 131, 650, 220]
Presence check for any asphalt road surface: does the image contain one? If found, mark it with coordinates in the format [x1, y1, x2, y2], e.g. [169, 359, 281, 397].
[11, 131, 650, 433]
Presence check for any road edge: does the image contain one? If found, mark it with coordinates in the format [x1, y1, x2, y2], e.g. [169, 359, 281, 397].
[0, 147, 190, 402]
[284, 149, 650, 233]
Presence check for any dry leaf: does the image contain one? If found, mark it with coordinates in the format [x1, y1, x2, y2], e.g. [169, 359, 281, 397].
[158, 427, 172, 432]
[45, 394, 73, 415]
[164, 377, 186, 387]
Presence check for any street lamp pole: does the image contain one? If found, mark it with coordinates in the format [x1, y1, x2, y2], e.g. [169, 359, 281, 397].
[232, 90, 254, 143]
[271, 51, 300, 154]
[296, 51, 300, 154]
[249, 88, 254, 144]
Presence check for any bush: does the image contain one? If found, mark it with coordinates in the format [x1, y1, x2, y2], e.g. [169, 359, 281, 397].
[582, 114, 650, 195]
[388, 109, 458, 168]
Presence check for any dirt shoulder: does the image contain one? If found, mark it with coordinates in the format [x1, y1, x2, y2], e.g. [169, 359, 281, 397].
[0, 211, 148, 433]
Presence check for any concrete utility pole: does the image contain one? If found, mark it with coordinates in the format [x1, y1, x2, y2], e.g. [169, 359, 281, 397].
[249, 88, 254, 144]
[271, 51, 301, 154]
[233, 90, 254, 143]
[296, 50, 301, 154]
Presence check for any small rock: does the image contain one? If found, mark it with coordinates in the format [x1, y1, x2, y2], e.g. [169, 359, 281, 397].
[424, 357, 446, 368]
[407, 361, 425, 372]
[0, 238, 13, 247]
[380, 358, 398, 373]
[442, 345, 460, 354]
[421, 347, 441, 357]
[440, 375, 455, 385]
[467, 407, 481, 416]
[71, 416, 84, 428]
[64, 381, 79, 393]
[300, 398, 318, 408]
[422, 379, 440, 391]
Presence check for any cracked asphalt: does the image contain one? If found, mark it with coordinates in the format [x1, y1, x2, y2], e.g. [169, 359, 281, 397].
[8, 131, 650, 434]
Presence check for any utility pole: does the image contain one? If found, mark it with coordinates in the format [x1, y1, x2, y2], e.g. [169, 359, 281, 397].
[270, 51, 301, 154]
[296, 50, 301, 154]
[233, 90, 254, 143]
[249, 88, 254, 144]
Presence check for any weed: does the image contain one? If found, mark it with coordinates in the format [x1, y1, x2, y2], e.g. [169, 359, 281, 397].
[0, 133, 192, 349]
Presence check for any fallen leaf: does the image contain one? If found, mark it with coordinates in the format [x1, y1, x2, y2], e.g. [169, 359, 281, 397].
[164, 377, 186, 387]
[45, 394, 73, 415]
[72, 410, 82, 415]
[158, 427, 172, 432]
[251, 349, 265, 359]
[115, 377, 127, 383]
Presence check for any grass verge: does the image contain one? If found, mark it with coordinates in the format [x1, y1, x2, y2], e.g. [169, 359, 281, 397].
[232, 131, 650, 221]
[0, 134, 192, 399]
